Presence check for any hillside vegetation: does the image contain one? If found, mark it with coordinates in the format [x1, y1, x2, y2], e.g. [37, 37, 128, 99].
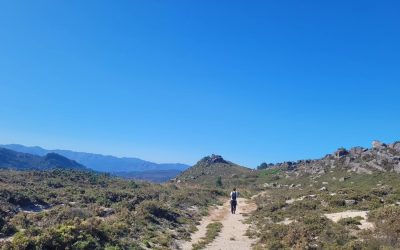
[248, 141, 400, 249]
[2, 141, 400, 249]
[175, 154, 257, 189]
[0, 169, 222, 249]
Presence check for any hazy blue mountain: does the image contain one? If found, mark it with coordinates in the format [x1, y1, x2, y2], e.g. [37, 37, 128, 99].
[1, 144, 189, 173]
[0, 148, 86, 170]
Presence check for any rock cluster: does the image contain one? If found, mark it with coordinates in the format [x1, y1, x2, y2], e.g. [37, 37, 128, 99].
[266, 140, 400, 175]
[201, 154, 228, 165]
[334, 148, 349, 158]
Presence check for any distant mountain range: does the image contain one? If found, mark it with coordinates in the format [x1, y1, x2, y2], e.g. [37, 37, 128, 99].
[1, 144, 189, 172]
[0, 148, 86, 170]
[0, 144, 190, 182]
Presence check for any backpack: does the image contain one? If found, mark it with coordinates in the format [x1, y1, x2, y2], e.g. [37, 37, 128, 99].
[231, 191, 237, 200]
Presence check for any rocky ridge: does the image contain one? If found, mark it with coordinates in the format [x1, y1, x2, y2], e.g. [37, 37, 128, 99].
[264, 141, 400, 175]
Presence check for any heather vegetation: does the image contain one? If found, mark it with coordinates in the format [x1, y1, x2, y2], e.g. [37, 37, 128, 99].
[2, 142, 400, 249]
[248, 167, 400, 249]
[0, 169, 222, 249]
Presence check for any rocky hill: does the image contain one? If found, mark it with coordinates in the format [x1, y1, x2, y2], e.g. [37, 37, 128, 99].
[251, 141, 400, 249]
[0, 148, 86, 170]
[260, 140, 400, 176]
[175, 154, 255, 187]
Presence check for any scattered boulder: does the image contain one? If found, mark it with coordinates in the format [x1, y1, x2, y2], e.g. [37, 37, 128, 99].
[320, 187, 328, 191]
[277, 218, 295, 225]
[345, 200, 357, 205]
[263, 183, 272, 188]
[392, 142, 400, 152]
[20, 203, 51, 213]
[284, 161, 297, 171]
[372, 140, 387, 150]
[263, 183, 280, 188]
[394, 163, 400, 173]
[339, 176, 351, 182]
[350, 147, 364, 155]
[98, 207, 115, 217]
[335, 148, 349, 158]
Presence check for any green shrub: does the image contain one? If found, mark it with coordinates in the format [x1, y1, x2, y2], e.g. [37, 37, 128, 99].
[216, 176, 223, 188]
[328, 196, 346, 207]
[136, 200, 179, 223]
[0, 216, 16, 237]
[337, 217, 362, 230]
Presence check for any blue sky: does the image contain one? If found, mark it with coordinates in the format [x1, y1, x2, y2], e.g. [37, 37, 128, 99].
[0, 1, 399, 167]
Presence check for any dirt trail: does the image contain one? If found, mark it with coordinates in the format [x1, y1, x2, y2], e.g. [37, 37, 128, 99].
[181, 197, 257, 250]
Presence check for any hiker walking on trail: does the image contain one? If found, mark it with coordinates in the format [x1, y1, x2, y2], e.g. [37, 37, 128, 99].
[230, 188, 238, 214]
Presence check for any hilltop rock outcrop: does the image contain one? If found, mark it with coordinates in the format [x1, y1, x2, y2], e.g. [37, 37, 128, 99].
[264, 141, 400, 175]
[174, 154, 252, 186]
[201, 154, 228, 165]
[372, 140, 387, 149]
[334, 148, 349, 158]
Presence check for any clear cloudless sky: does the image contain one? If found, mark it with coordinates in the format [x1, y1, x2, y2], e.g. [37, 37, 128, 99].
[0, 1, 399, 167]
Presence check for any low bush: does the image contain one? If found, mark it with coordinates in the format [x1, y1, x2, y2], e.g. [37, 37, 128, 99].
[367, 206, 400, 248]
[337, 216, 363, 230]
[0, 169, 221, 249]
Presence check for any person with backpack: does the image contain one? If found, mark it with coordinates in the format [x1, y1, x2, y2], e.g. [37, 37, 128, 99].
[230, 188, 238, 214]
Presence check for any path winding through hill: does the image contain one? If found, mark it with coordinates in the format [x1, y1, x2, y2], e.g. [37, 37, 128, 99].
[181, 197, 257, 250]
